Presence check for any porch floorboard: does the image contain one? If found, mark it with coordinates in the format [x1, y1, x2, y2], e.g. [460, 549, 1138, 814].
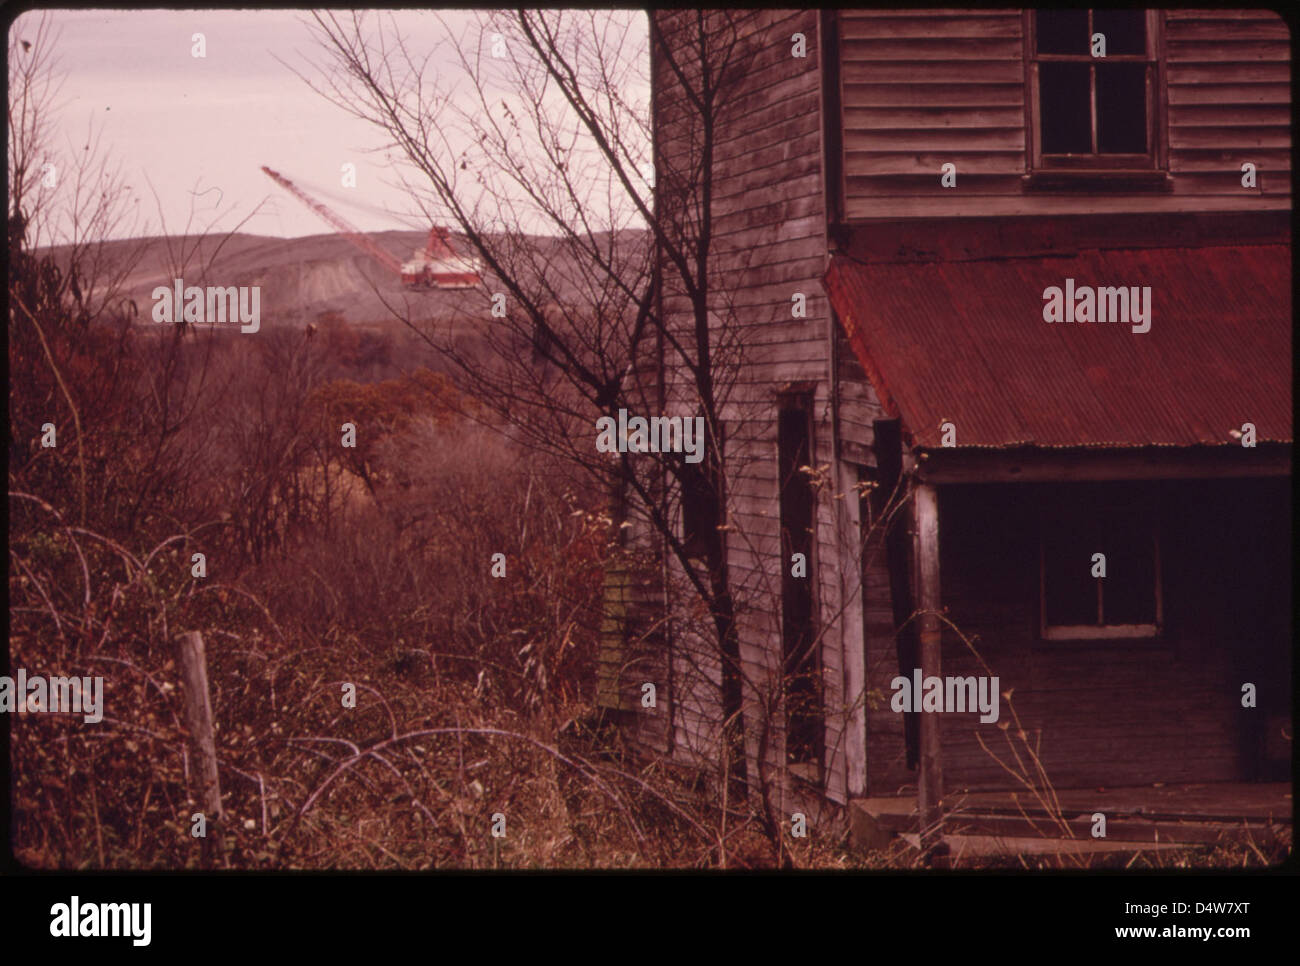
[850, 782, 1292, 854]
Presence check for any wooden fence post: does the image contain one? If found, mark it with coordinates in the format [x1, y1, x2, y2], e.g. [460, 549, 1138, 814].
[174, 630, 225, 867]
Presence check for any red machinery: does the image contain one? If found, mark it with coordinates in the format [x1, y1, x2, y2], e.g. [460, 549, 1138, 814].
[261, 165, 482, 290]
[400, 226, 483, 290]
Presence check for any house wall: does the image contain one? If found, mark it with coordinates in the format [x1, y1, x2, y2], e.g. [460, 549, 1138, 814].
[646, 6, 1288, 807]
[596, 543, 673, 754]
[864, 478, 1292, 792]
[837, 9, 1291, 219]
[651, 9, 877, 805]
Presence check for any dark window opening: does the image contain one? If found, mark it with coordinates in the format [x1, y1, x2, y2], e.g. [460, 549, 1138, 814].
[1040, 486, 1161, 639]
[680, 439, 717, 560]
[1036, 10, 1089, 54]
[1096, 63, 1149, 154]
[778, 395, 823, 769]
[1094, 9, 1147, 55]
[1040, 63, 1092, 155]
[1029, 10, 1159, 171]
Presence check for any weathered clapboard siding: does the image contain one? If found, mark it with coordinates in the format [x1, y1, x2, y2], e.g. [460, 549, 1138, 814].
[649, 8, 880, 806]
[835, 318, 883, 468]
[594, 343, 673, 757]
[1165, 10, 1292, 200]
[865, 480, 1292, 793]
[595, 552, 673, 754]
[838, 5, 1027, 218]
[839, 9, 1291, 220]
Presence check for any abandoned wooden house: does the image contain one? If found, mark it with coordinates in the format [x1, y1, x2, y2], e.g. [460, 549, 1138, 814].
[600, 9, 1291, 850]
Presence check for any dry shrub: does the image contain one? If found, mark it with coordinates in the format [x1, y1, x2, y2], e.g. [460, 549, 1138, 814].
[8, 289, 720, 866]
[258, 418, 606, 720]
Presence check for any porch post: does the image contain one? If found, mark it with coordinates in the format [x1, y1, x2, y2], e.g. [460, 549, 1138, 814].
[912, 482, 944, 854]
[838, 459, 868, 798]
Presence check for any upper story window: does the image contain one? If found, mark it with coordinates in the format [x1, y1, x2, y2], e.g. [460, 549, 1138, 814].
[1026, 10, 1166, 180]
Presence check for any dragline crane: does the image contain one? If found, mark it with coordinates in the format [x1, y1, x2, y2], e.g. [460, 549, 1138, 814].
[260, 165, 483, 290]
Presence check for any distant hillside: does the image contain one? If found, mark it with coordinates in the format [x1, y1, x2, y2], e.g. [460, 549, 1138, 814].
[109, 230, 484, 329]
[42, 228, 649, 331]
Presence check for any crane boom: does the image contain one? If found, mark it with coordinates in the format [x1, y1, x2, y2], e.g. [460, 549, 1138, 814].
[261, 166, 402, 276]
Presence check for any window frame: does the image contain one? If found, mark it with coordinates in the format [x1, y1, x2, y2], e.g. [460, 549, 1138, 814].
[1023, 9, 1169, 181]
[1037, 505, 1164, 642]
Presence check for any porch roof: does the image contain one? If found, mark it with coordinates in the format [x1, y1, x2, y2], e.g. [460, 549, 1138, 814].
[824, 243, 1291, 451]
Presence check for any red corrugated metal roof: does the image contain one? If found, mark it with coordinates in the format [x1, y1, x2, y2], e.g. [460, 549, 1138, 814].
[824, 245, 1292, 450]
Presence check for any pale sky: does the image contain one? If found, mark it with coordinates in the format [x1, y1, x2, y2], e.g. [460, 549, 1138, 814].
[10, 9, 649, 241]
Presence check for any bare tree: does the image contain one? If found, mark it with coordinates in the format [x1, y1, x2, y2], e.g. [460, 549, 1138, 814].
[8, 12, 63, 250]
[9, 11, 272, 552]
[9, 14, 144, 324]
[296, 11, 771, 819]
[8, 12, 146, 526]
